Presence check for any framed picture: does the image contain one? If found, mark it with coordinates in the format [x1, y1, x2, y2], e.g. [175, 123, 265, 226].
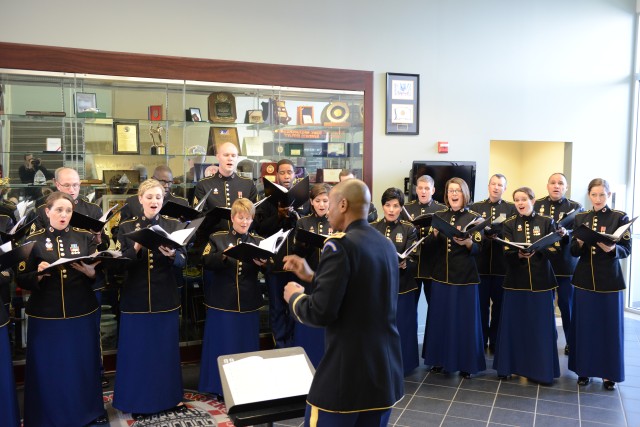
[385, 73, 419, 135]
[113, 122, 140, 154]
[75, 92, 97, 113]
[207, 127, 240, 155]
[297, 106, 315, 125]
[187, 107, 202, 122]
[148, 105, 163, 121]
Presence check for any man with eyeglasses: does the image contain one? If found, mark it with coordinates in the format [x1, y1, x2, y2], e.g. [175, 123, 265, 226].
[117, 165, 188, 225]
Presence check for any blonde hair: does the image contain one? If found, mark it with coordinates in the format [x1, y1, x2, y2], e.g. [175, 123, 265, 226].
[231, 198, 255, 218]
[137, 178, 164, 197]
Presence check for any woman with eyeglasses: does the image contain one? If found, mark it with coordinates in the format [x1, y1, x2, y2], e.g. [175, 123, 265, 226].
[113, 179, 187, 420]
[17, 191, 107, 426]
[198, 198, 267, 399]
[423, 177, 485, 379]
[569, 178, 631, 391]
[371, 187, 420, 376]
[492, 187, 561, 384]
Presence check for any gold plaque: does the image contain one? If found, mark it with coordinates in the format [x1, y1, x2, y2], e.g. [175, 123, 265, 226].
[207, 127, 240, 155]
[321, 101, 350, 124]
[244, 109, 264, 124]
[208, 92, 237, 123]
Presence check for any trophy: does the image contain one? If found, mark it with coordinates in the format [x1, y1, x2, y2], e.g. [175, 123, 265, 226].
[149, 124, 166, 155]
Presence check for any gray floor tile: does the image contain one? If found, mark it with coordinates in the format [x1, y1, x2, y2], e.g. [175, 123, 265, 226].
[579, 392, 622, 410]
[459, 377, 500, 394]
[537, 387, 579, 404]
[453, 388, 496, 406]
[494, 394, 537, 412]
[536, 399, 579, 419]
[404, 381, 421, 395]
[441, 416, 488, 426]
[424, 372, 465, 388]
[533, 414, 580, 427]
[394, 394, 413, 409]
[498, 382, 539, 399]
[579, 405, 627, 426]
[394, 408, 444, 426]
[446, 401, 492, 422]
[416, 384, 458, 400]
[489, 407, 535, 427]
[406, 395, 452, 415]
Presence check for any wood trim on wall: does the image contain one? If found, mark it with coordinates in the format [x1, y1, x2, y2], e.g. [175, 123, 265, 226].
[0, 42, 373, 189]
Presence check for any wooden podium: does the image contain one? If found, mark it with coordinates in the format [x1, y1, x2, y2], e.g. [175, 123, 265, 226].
[218, 347, 315, 427]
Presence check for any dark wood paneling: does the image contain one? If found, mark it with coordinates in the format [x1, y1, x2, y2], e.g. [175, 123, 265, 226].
[0, 42, 373, 189]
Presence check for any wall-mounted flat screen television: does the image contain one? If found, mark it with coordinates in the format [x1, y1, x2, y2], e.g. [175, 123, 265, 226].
[409, 161, 477, 204]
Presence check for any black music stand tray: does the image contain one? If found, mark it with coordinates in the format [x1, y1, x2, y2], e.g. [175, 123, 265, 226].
[218, 347, 315, 427]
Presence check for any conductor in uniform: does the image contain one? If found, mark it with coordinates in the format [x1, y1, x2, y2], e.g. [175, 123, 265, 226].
[283, 179, 403, 426]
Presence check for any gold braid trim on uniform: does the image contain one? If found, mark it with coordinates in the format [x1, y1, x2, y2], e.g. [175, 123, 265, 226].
[326, 232, 345, 240]
[203, 243, 211, 256]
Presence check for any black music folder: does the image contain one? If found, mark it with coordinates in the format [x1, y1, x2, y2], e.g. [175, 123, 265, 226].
[0, 241, 36, 269]
[160, 189, 211, 221]
[263, 176, 310, 209]
[223, 229, 291, 262]
[556, 209, 579, 229]
[409, 213, 434, 229]
[123, 217, 205, 251]
[0, 217, 36, 243]
[218, 347, 314, 427]
[431, 214, 491, 239]
[572, 217, 636, 246]
[69, 203, 125, 233]
[398, 236, 426, 260]
[495, 232, 563, 254]
[38, 250, 130, 275]
[294, 228, 329, 249]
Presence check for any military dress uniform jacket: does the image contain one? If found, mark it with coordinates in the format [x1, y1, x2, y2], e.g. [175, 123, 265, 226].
[371, 218, 419, 293]
[193, 172, 257, 239]
[425, 208, 482, 285]
[293, 214, 331, 274]
[570, 207, 631, 292]
[470, 199, 517, 275]
[533, 196, 582, 276]
[17, 226, 98, 319]
[202, 230, 265, 312]
[501, 213, 559, 292]
[253, 200, 297, 272]
[116, 215, 186, 313]
[0, 215, 14, 324]
[287, 219, 403, 412]
[402, 199, 446, 279]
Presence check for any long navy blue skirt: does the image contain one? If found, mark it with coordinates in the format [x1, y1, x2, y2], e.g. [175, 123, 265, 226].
[493, 289, 560, 383]
[568, 288, 624, 382]
[0, 323, 20, 427]
[113, 310, 183, 414]
[424, 281, 485, 374]
[398, 290, 419, 376]
[24, 314, 103, 427]
[293, 321, 325, 368]
[198, 307, 260, 395]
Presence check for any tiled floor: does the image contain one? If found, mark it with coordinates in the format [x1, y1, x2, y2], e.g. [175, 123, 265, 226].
[267, 314, 640, 427]
[15, 315, 640, 426]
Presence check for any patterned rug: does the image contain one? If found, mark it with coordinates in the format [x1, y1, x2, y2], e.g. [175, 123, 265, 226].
[101, 390, 234, 426]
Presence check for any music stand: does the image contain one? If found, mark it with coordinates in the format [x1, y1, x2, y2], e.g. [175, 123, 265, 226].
[218, 347, 315, 427]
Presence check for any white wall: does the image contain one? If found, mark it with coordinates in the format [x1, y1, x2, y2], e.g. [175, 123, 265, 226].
[0, 0, 635, 210]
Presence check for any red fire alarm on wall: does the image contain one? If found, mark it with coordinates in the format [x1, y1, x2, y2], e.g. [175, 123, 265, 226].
[438, 141, 449, 153]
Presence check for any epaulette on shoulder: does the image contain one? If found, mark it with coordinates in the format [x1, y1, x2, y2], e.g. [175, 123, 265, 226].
[503, 214, 517, 224]
[370, 219, 382, 225]
[327, 232, 346, 239]
[300, 213, 314, 220]
[400, 220, 414, 226]
[161, 215, 179, 222]
[538, 213, 555, 221]
[405, 200, 417, 206]
[535, 197, 546, 203]
[120, 217, 138, 225]
[237, 175, 252, 181]
[72, 227, 93, 234]
[575, 210, 591, 217]
[212, 230, 228, 236]
[468, 209, 481, 217]
[28, 228, 45, 238]
[611, 209, 627, 215]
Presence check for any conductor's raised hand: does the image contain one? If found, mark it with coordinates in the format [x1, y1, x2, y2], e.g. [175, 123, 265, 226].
[283, 254, 314, 283]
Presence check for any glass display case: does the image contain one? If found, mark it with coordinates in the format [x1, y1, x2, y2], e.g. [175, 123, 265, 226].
[0, 42, 373, 373]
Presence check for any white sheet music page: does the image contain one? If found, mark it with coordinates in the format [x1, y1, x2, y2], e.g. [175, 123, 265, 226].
[223, 354, 313, 406]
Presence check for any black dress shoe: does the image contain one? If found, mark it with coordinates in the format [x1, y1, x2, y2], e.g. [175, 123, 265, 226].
[564, 345, 570, 356]
[132, 413, 146, 421]
[172, 403, 188, 413]
[430, 365, 443, 373]
[603, 380, 616, 390]
[577, 376, 591, 386]
[460, 371, 471, 379]
[93, 413, 108, 425]
[101, 375, 110, 388]
[497, 374, 510, 380]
